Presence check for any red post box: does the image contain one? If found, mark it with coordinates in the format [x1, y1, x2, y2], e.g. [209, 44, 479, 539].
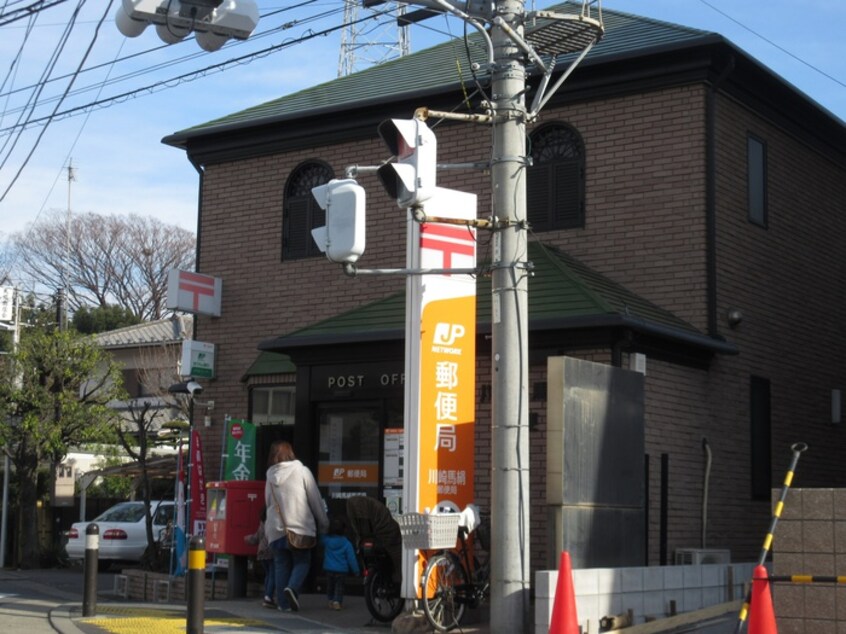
[205, 480, 265, 555]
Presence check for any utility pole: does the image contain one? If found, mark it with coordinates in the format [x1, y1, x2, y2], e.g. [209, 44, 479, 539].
[315, 4, 602, 632]
[0, 288, 20, 568]
[57, 160, 75, 331]
[489, 2, 531, 630]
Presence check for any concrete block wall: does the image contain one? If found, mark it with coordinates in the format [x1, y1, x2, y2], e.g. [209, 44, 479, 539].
[120, 569, 234, 602]
[772, 488, 846, 633]
[535, 562, 755, 634]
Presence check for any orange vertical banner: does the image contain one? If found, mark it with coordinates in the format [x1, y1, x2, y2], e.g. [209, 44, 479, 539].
[402, 188, 477, 598]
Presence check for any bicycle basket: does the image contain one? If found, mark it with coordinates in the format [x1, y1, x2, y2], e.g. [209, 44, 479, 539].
[397, 513, 460, 550]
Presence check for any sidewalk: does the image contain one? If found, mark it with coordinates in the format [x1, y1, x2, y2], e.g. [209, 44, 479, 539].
[51, 589, 492, 633]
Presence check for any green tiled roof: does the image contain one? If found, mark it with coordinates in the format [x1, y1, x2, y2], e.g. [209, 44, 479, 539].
[241, 350, 296, 380]
[259, 242, 736, 355]
[167, 4, 715, 143]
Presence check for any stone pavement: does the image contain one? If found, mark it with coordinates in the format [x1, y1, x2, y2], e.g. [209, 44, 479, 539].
[0, 567, 492, 633]
[52, 591, 491, 633]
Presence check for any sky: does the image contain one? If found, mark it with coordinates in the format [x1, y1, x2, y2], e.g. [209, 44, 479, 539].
[0, 0, 844, 282]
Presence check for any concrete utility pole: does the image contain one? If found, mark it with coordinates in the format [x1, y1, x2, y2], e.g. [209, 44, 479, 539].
[322, 3, 601, 632]
[489, 2, 531, 630]
[58, 160, 75, 331]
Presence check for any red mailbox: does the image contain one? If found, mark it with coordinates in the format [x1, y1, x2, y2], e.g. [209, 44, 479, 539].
[205, 480, 265, 555]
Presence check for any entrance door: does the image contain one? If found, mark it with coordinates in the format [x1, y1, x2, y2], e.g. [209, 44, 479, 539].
[316, 404, 382, 504]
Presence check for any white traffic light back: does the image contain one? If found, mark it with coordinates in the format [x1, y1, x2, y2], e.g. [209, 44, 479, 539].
[115, 0, 258, 50]
[377, 118, 437, 208]
[310, 179, 366, 264]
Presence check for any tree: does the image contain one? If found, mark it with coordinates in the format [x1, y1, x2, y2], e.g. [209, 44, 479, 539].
[6, 212, 195, 320]
[108, 336, 189, 570]
[73, 304, 141, 334]
[0, 314, 124, 568]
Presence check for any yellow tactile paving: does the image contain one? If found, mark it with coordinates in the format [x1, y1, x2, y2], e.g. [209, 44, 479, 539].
[79, 606, 271, 633]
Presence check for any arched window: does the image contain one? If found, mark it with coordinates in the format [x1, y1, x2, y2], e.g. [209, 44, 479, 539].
[527, 123, 585, 231]
[282, 161, 334, 260]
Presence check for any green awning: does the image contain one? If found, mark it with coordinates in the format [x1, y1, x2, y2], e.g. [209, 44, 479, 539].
[241, 350, 296, 381]
[259, 242, 737, 358]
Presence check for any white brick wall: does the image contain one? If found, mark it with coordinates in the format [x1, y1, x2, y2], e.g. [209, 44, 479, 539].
[535, 563, 755, 634]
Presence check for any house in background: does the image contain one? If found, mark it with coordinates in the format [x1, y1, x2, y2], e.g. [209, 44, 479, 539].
[94, 314, 194, 428]
[59, 315, 193, 497]
[162, 3, 846, 576]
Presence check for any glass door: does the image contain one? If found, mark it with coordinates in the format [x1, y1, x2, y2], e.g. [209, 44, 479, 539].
[316, 404, 381, 502]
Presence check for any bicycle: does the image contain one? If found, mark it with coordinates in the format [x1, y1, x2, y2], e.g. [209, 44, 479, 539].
[346, 497, 405, 623]
[421, 516, 490, 632]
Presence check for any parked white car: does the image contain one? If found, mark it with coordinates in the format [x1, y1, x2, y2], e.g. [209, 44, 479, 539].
[65, 500, 174, 565]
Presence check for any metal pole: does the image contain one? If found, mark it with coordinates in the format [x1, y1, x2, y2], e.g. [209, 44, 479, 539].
[490, 1, 531, 632]
[83, 523, 99, 617]
[187, 535, 205, 634]
[1, 293, 20, 568]
[0, 455, 8, 568]
[733, 442, 808, 634]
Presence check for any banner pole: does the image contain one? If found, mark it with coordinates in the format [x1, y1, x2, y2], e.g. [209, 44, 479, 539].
[220, 415, 231, 481]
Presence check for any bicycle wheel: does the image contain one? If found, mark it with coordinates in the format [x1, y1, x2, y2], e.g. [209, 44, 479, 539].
[365, 568, 404, 622]
[422, 552, 469, 632]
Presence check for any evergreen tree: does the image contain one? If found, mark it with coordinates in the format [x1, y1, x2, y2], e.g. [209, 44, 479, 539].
[0, 314, 123, 568]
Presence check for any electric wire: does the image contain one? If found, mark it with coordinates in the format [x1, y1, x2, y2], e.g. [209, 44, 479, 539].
[0, 0, 114, 202]
[0, 0, 86, 170]
[0, 4, 394, 137]
[0, 1, 351, 187]
[4, 41, 127, 283]
[0, 11, 37, 125]
[0, 1, 460, 147]
[697, 0, 846, 91]
[0, 1, 339, 107]
[0, 0, 66, 27]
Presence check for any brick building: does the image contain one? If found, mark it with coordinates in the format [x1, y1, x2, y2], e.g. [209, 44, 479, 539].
[163, 6, 846, 574]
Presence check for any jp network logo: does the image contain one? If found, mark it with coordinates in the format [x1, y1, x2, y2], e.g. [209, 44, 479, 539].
[433, 323, 465, 346]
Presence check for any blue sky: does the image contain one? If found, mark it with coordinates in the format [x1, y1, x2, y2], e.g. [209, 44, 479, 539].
[0, 1, 843, 257]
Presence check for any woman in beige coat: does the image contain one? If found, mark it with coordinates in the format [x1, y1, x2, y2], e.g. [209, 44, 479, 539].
[264, 441, 329, 612]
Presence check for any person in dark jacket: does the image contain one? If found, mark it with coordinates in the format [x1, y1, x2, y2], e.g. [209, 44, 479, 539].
[346, 496, 402, 583]
[244, 507, 275, 608]
[321, 517, 360, 610]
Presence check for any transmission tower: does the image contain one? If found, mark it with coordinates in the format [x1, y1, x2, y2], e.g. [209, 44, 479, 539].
[338, 1, 410, 77]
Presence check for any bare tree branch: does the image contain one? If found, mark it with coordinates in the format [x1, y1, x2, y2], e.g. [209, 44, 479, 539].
[9, 211, 195, 319]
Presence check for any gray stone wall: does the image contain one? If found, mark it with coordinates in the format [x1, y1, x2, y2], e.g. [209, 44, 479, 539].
[772, 488, 846, 633]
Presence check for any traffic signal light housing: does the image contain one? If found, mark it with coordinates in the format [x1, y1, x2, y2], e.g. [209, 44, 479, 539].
[377, 118, 437, 208]
[310, 179, 367, 264]
[115, 0, 259, 51]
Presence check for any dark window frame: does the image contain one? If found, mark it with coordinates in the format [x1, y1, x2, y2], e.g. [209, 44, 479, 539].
[750, 375, 772, 501]
[282, 160, 335, 261]
[249, 384, 296, 426]
[527, 122, 586, 231]
[747, 133, 768, 228]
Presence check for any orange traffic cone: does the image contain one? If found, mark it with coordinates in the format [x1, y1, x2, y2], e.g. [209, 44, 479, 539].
[748, 565, 778, 634]
[549, 551, 579, 634]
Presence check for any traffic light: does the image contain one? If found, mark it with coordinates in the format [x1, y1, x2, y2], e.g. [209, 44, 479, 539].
[310, 179, 366, 264]
[115, 0, 259, 51]
[377, 118, 437, 208]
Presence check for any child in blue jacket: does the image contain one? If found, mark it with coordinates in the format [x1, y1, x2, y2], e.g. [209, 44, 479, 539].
[321, 516, 360, 610]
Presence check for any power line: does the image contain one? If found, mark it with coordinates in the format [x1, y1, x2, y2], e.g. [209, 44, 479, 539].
[0, 0, 67, 27]
[0, 0, 334, 103]
[0, 1, 458, 213]
[0, 0, 87, 172]
[0, 0, 114, 201]
[0, 1, 349, 185]
[0, 4, 392, 137]
[697, 0, 846, 91]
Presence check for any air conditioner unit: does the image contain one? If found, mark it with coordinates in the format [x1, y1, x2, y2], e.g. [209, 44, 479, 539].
[674, 548, 731, 565]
